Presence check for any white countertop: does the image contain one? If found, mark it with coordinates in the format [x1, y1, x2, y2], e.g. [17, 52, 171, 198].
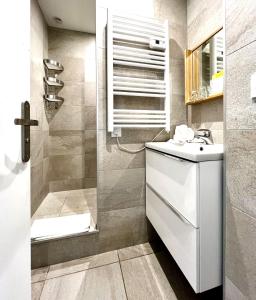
[145, 141, 223, 162]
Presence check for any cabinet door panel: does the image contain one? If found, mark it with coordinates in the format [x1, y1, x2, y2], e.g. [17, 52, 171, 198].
[146, 149, 199, 227]
[146, 186, 199, 293]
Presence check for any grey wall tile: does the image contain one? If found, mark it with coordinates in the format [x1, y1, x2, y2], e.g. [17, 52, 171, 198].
[96, 7, 107, 49]
[226, 0, 256, 55]
[85, 106, 96, 130]
[84, 82, 96, 106]
[226, 130, 256, 218]
[225, 277, 247, 300]
[31, 162, 44, 215]
[98, 88, 106, 130]
[49, 133, 84, 156]
[48, 155, 85, 181]
[32, 233, 99, 268]
[154, 0, 187, 27]
[226, 41, 256, 130]
[98, 168, 145, 212]
[49, 105, 86, 131]
[98, 131, 145, 171]
[48, 28, 94, 59]
[49, 178, 85, 193]
[30, 0, 49, 215]
[58, 81, 85, 106]
[187, 0, 223, 49]
[84, 178, 97, 189]
[225, 203, 256, 299]
[84, 130, 97, 154]
[98, 206, 148, 252]
[85, 153, 97, 178]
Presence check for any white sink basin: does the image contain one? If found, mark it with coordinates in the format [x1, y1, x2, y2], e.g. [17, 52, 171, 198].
[146, 142, 223, 162]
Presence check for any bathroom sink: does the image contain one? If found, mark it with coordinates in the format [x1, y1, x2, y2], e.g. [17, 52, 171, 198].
[145, 142, 223, 162]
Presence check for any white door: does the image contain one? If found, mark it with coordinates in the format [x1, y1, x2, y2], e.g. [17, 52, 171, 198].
[0, 0, 31, 299]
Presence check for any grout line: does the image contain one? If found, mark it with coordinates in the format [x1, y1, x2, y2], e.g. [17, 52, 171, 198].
[118, 261, 129, 300]
[33, 245, 154, 282]
[227, 38, 256, 56]
[119, 251, 154, 263]
[43, 260, 119, 281]
[38, 278, 47, 300]
[117, 248, 121, 262]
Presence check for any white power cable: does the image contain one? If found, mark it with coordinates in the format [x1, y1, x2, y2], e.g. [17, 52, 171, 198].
[116, 129, 166, 154]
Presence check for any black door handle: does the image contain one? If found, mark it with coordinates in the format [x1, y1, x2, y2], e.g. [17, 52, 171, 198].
[14, 101, 38, 162]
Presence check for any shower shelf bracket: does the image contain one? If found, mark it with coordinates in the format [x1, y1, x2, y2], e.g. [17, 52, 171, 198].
[43, 58, 64, 109]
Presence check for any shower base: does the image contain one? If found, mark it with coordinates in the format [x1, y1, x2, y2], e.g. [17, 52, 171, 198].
[31, 188, 97, 242]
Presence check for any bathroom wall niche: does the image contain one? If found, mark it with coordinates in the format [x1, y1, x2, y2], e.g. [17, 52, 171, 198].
[30, 0, 97, 244]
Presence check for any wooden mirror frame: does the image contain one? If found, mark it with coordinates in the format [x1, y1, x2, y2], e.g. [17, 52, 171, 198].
[184, 27, 223, 105]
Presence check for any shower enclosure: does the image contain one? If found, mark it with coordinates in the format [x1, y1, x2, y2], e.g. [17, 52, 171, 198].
[30, 0, 97, 245]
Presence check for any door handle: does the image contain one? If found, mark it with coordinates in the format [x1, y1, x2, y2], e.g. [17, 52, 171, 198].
[14, 101, 38, 162]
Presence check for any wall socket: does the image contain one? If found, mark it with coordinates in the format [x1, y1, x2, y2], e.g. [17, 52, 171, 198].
[111, 128, 122, 137]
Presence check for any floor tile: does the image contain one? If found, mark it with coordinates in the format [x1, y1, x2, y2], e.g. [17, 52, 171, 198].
[40, 271, 87, 300]
[60, 197, 89, 213]
[81, 263, 127, 300]
[121, 254, 177, 300]
[118, 242, 153, 261]
[47, 250, 118, 279]
[32, 281, 45, 300]
[31, 266, 49, 283]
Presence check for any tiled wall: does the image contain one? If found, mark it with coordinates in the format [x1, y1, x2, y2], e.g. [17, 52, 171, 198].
[187, 0, 224, 144]
[96, 0, 187, 252]
[225, 1, 256, 299]
[30, 0, 49, 215]
[48, 28, 97, 192]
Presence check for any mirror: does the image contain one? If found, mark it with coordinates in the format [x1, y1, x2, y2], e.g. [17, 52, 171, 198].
[185, 28, 224, 104]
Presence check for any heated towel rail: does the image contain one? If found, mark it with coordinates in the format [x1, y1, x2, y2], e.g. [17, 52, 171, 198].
[107, 11, 170, 133]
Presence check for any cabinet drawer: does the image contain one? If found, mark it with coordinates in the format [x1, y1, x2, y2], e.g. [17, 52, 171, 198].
[146, 149, 199, 227]
[146, 185, 199, 292]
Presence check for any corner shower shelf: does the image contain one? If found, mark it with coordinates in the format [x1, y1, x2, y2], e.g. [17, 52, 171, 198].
[44, 77, 64, 87]
[43, 58, 64, 109]
[107, 11, 170, 133]
[44, 94, 64, 109]
[43, 59, 64, 75]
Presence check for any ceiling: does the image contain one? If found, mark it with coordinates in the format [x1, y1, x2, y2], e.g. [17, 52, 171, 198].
[38, 0, 96, 34]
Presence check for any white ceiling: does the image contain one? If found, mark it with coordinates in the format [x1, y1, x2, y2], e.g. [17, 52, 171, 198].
[38, 0, 96, 34]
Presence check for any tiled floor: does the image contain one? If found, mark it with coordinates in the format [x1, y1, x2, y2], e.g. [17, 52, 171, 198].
[32, 188, 97, 226]
[32, 242, 222, 300]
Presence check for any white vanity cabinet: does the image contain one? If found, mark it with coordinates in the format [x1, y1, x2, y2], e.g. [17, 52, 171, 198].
[145, 144, 223, 293]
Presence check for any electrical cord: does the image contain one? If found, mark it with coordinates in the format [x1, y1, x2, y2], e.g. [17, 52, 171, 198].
[116, 128, 166, 154]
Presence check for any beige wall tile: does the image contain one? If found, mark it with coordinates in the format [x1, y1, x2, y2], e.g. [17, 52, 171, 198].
[98, 168, 145, 211]
[48, 155, 85, 181]
[30, 0, 49, 215]
[226, 0, 256, 55]
[225, 203, 256, 299]
[98, 206, 147, 251]
[226, 41, 256, 130]
[226, 130, 256, 218]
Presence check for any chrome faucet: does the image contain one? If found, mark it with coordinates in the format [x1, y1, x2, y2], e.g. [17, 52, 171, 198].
[194, 129, 214, 145]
